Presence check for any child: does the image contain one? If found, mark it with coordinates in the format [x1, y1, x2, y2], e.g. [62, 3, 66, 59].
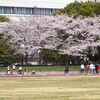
[18, 67, 22, 75]
[12, 65, 16, 75]
[32, 70, 35, 75]
[24, 68, 27, 75]
[6, 65, 10, 75]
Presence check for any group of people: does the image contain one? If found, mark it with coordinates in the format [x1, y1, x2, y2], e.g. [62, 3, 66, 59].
[80, 63, 100, 74]
[6, 65, 28, 75]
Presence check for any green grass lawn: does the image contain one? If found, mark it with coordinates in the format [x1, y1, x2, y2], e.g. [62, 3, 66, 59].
[0, 76, 100, 100]
[0, 66, 86, 72]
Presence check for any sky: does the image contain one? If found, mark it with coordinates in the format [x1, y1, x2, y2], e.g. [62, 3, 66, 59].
[34, 0, 88, 8]
[0, 0, 97, 9]
[37, 0, 100, 8]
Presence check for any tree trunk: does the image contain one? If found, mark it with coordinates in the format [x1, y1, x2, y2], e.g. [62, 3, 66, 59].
[95, 0, 96, 3]
[21, 54, 24, 65]
[25, 52, 28, 65]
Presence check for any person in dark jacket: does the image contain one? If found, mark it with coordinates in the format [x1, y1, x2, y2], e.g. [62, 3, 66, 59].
[64, 63, 69, 74]
[95, 64, 99, 74]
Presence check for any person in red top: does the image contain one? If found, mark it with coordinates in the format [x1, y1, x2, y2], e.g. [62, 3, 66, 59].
[87, 64, 90, 74]
[98, 64, 100, 74]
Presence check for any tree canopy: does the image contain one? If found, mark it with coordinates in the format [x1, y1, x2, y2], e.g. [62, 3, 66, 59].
[0, 16, 20, 64]
[0, 34, 20, 64]
[54, 1, 100, 18]
[0, 15, 100, 64]
[0, 16, 9, 22]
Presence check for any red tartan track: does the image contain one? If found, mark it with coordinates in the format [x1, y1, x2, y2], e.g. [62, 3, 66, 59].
[0, 74, 100, 77]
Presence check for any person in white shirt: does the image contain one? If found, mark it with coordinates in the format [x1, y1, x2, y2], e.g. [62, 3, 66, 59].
[18, 67, 22, 75]
[13, 65, 16, 70]
[80, 64, 85, 74]
[12, 65, 16, 75]
[7, 65, 10, 71]
[6, 65, 10, 75]
[90, 63, 95, 74]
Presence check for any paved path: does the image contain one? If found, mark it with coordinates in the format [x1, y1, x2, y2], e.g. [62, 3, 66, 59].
[0, 70, 84, 75]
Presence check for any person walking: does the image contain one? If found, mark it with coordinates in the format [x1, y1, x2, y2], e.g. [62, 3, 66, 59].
[95, 64, 99, 74]
[64, 63, 69, 74]
[12, 64, 16, 75]
[87, 64, 90, 74]
[90, 63, 95, 74]
[6, 65, 10, 75]
[80, 64, 84, 74]
[98, 64, 100, 74]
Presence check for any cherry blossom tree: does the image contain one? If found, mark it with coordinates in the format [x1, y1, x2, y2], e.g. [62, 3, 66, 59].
[0, 15, 100, 64]
[44, 15, 100, 58]
[0, 16, 58, 64]
[59, 16, 100, 56]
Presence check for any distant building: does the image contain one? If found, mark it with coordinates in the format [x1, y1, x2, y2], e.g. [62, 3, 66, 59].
[90, 0, 100, 3]
[0, 0, 67, 16]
